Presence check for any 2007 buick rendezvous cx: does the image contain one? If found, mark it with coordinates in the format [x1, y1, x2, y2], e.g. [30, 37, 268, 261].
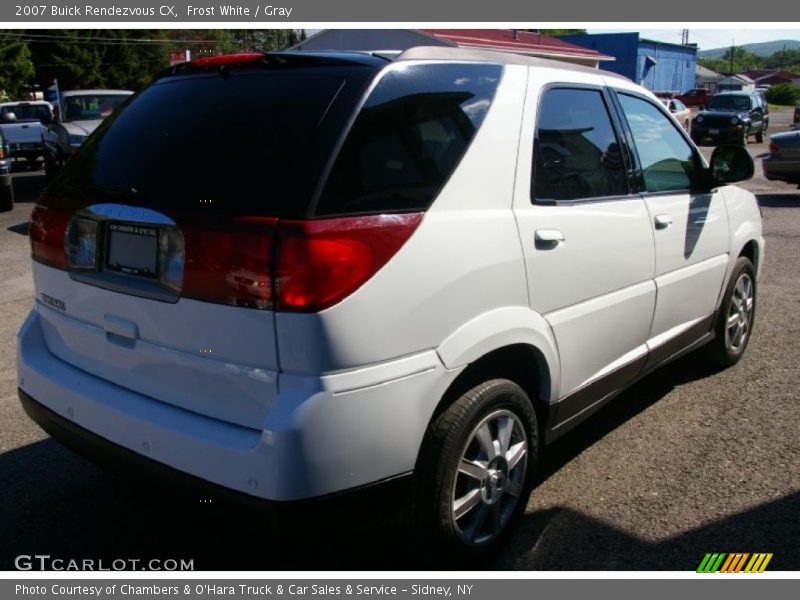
[18, 47, 763, 559]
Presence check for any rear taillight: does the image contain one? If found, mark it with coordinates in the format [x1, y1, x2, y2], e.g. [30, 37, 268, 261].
[30, 204, 423, 313]
[30, 205, 70, 269]
[769, 142, 781, 155]
[180, 216, 277, 310]
[274, 213, 423, 312]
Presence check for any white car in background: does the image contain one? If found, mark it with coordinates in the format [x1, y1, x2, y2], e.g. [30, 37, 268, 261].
[43, 89, 132, 179]
[19, 48, 763, 561]
[661, 97, 692, 132]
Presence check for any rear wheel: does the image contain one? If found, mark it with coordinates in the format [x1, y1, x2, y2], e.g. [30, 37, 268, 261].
[705, 256, 756, 367]
[755, 127, 764, 144]
[412, 379, 538, 563]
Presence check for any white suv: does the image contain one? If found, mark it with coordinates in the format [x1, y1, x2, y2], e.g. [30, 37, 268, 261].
[18, 47, 763, 559]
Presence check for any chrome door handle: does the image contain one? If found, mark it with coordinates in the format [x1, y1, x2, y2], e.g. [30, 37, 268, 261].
[654, 215, 673, 230]
[535, 229, 565, 249]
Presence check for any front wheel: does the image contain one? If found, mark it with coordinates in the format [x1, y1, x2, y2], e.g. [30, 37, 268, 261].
[738, 127, 749, 145]
[44, 154, 58, 182]
[705, 256, 756, 367]
[755, 128, 764, 144]
[0, 181, 13, 212]
[412, 379, 538, 563]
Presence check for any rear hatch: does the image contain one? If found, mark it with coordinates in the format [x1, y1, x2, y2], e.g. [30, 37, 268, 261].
[29, 54, 383, 430]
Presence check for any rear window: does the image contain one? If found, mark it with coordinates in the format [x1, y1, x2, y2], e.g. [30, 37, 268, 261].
[314, 63, 503, 216]
[61, 94, 129, 121]
[1, 104, 51, 122]
[47, 68, 374, 218]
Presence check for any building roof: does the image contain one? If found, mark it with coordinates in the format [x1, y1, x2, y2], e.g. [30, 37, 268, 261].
[696, 64, 723, 79]
[719, 74, 755, 84]
[740, 69, 773, 80]
[419, 29, 614, 62]
[749, 69, 800, 82]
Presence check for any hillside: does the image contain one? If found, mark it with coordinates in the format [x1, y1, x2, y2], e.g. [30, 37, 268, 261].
[699, 39, 800, 58]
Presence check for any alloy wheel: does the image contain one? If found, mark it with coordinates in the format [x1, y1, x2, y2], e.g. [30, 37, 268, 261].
[726, 272, 754, 352]
[451, 409, 528, 546]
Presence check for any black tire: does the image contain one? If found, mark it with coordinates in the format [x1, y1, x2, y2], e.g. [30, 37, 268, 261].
[705, 256, 756, 367]
[755, 128, 764, 144]
[0, 183, 13, 212]
[44, 154, 57, 182]
[739, 127, 749, 145]
[412, 378, 538, 564]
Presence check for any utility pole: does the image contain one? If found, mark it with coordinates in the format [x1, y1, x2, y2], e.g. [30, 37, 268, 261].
[730, 39, 735, 75]
[682, 29, 689, 45]
[242, 30, 248, 52]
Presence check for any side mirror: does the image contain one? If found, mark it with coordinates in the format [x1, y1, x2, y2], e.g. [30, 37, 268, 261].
[709, 145, 754, 186]
[699, 105, 705, 111]
[40, 113, 52, 125]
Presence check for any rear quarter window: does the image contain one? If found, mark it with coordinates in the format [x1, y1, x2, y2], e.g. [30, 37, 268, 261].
[314, 63, 503, 216]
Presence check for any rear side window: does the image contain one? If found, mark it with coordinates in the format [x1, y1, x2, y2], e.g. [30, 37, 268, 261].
[533, 88, 628, 202]
[314, 63, 503, 216]
[47, 70, 372, 218]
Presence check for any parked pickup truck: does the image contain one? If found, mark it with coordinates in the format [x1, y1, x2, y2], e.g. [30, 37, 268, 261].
[0, 101, 53, 167]
[676, 88, 713, 108]
[43, 89, 132, 179]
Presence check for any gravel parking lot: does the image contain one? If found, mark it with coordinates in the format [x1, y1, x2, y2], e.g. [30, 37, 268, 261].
[0, 109, 798, 571]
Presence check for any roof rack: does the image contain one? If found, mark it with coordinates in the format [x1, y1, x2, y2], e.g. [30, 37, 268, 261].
[396, 46, 628, 81]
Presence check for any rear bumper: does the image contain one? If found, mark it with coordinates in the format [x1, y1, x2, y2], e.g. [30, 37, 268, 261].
[17, 308, 453, 502]
[18, 387, 413, 522]
[9, 142, 43, 158]
[691, 126, 745, 141]
[762, 158, 800, 184]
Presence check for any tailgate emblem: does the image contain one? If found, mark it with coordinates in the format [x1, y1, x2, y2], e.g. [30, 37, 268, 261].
[40, 293, 66, 311]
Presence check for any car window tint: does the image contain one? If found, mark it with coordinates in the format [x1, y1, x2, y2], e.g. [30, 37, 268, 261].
[618, 93, 696, 194]
[315, 63, 502, 216]
[532, 88, 628, 202]
[45, 70, 377, 218]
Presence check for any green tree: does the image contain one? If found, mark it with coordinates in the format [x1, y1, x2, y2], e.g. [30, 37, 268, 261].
[27, 29, 104, 90]
[0, 35, 35, 99]
[230, 30, 300, 52]
[765, 83, 800, 105]
[718, 46, 764, 72]
[764, 48, 800, 71]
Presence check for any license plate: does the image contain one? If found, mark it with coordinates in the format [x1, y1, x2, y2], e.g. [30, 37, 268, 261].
[709, 129, 719, 135]
[105, 223, 159, 278]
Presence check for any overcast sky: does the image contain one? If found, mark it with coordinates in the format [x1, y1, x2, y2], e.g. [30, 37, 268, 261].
[588, 28, 800, 50]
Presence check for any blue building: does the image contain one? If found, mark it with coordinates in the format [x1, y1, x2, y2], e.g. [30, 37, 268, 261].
[557, 33, 697, 94]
